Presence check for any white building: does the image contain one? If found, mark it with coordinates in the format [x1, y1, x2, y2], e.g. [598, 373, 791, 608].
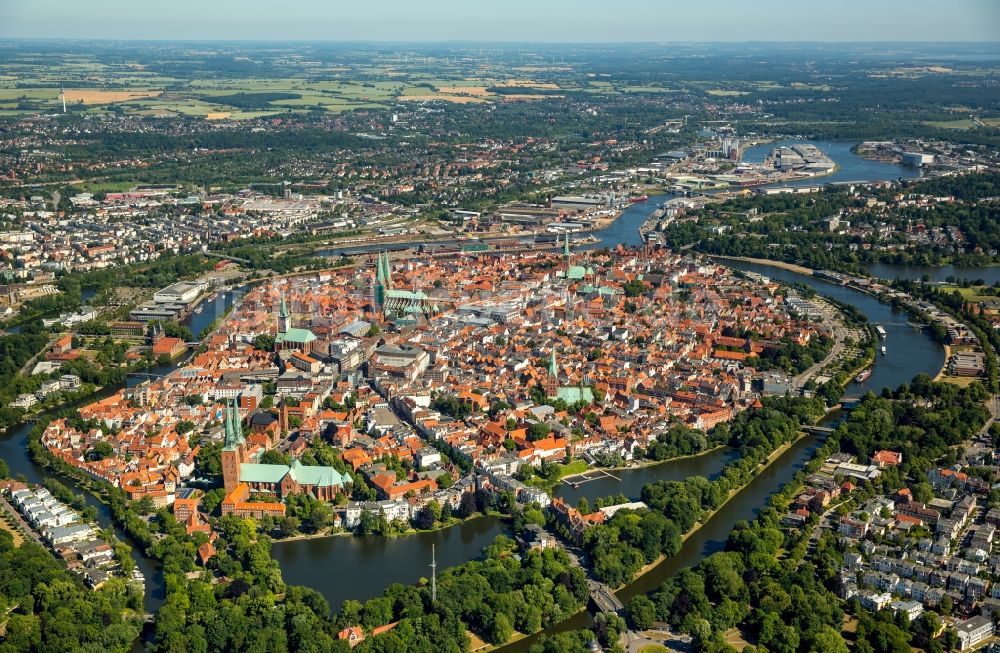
[902, 152, 935, 167]
[955, 615, 993, 650]
[889, 599, 923, 621]
[153, 281, 206, 304]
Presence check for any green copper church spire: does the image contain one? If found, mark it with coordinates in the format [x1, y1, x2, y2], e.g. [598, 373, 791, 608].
[374, 253, 388, 311]
[223, 398, 244, 449]
[563, 233, 571, 257]
[381, 252, 393, 289]
[549, 347, 558, 377]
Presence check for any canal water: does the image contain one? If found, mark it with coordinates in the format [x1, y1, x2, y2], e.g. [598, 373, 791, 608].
[275, 517, 511, 611]
[0, 387, 169, 611]
[552, 447, 741, 506]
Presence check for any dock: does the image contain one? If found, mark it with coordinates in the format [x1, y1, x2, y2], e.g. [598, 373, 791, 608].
[562, 468, 620, 487]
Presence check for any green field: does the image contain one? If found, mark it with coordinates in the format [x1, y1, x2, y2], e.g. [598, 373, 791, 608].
[925, 118, 977, 129]
[947, 285, 1000, 302]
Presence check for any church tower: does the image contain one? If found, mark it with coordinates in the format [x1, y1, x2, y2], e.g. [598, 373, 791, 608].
[278, 292, 291, 335]
[374, 252, 394, 316]
[562, 233, 573, 275]
[220, 398, 246, 493]
[374, 253, 387, 313]
[545, 348, 559, 398]
[381, 252, 393, 291]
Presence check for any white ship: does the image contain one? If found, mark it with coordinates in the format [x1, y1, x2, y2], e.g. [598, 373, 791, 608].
[881, 346, 887, 356]
[876, 325, 886, 338]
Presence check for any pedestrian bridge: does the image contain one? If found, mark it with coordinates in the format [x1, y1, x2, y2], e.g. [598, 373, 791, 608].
[802, 425, 835, 436]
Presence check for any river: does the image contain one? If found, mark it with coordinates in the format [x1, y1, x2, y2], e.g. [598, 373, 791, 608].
[739, 139, 923, 187]
[863, 263, 1000, 285]
[725, 261, 945, 395]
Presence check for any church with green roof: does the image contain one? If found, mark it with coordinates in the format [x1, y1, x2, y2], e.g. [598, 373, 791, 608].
[373, 251, 441, 326]
[220, 399, 349, 502]
[544, 348, 594, 404]
[274, 291, 317, 352]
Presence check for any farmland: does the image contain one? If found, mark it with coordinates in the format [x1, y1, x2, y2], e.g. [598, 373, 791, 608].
[0, 43, 591, 117]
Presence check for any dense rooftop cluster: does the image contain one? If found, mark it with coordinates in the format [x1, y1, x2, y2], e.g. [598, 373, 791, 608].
[40, 247, 823, 522]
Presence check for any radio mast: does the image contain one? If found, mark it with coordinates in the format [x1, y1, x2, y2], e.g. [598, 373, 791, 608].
[430, 544, 437, 603]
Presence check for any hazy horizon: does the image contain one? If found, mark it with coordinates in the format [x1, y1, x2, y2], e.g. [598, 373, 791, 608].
[2, 0, 998, 43]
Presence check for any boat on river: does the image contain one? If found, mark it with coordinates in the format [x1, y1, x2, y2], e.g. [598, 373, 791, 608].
[881, 346, 887, 356]
[876, 325, 887, 338]
[855, 368, 872, 383]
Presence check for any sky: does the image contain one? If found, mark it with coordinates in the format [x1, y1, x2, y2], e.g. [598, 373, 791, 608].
[1, 0, 998, 42]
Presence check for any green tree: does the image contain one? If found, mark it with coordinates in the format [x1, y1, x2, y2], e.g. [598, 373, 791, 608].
[627, 595, 656, 630]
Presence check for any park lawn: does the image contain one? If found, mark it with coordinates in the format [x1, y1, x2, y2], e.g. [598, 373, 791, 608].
[555, 459, 590, 478]
[950, 286, 998, 302]
[80, 181, 138, 193]
[639, 645, 670, 653]
[938, 374, 984, 389]
[0, 515, 24, 547]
